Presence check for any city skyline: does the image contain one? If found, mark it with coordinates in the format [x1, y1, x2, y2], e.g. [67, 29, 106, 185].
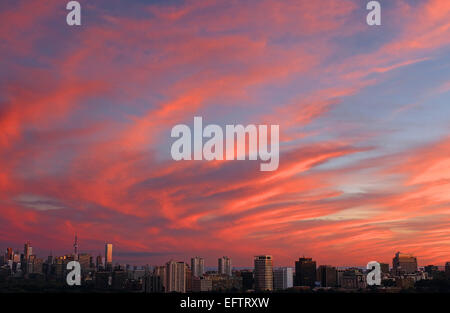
[1, 239, 448, 269]
[1, 0, 450, 267]
[2, 237, 450, 294]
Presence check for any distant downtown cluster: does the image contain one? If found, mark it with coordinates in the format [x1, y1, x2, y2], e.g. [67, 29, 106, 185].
[1, 237, 450, 293]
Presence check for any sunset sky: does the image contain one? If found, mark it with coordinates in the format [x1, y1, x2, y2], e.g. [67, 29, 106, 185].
[1, 0, 450, 267]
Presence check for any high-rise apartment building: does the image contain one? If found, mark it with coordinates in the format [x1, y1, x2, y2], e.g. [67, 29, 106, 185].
[154, 265, 167, 291]
[166, 261, 186, 293]
[218, 256, 232, 276]
[295, 257, 316, 287]
[191, 256, 205, 277]
[392, 252, 417, 274]
[273, 267, 293, 290]
[254, 255, 273, 291]
[185, 266, 192, 292]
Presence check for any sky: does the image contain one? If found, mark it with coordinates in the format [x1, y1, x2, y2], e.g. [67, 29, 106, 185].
[1, 0, 450, 267]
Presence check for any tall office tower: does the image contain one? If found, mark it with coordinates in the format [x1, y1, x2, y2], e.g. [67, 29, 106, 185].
[24, 242, 32, 261]
[317, 265, 337, 287]
[295, 257, 317, 287]
[166, 261, 186, 293]
[6, 248, 13, 260]
[273, 267, 293, 290]
[73, 234, 78, 260]
[191, 256, 205, 277]
[218, 256, 232, 276]
[392, 252, 418, 274]
[445, 262, 450, 279]
[105, 243, 113, 270]
[254, 255, 273, 291]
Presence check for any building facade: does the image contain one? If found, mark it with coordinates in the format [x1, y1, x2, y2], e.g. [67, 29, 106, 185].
[254, 255, 273, 291]
[273, 267, 293, 290]
[218, 256, 232, 276]
[166, 261, 186, 293]
[24, 242, 32, 261]
[393, 252, 418, 274]
[105, 243, 113, 270]
[341, 269, 367, 289]
[192, 276, 213, 292]
[295, 257, 316, 287]
[240, 270, 254, 291]
[317, 265, 337, 287]
[191, 256, 205, 278]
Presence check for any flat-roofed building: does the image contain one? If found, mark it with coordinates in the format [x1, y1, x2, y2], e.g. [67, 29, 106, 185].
[166, 261, 186, 293]
[295, 257, 316, 287]
[218, 256, 232, 276]
[317, 265, 337, 287]
[393, 252, 417, 274]
[254, 255, 273, 291]
[191, 257, 205, 278]
[192, 276, 213, 292]
[273, 267, 293, 290]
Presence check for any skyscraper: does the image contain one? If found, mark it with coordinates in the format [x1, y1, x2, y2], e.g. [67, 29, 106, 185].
[24, 242, 32, 261]
[295, 257, 317, 287]
[105, 243, 113, 270]
[191, 256, 205, 277]
[218, 256, 232, 276]
[166, 260, 186, 293]
[254, 255, 273, 291]
[392, 252, 417, 274]
[273, 267, 293, 290]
